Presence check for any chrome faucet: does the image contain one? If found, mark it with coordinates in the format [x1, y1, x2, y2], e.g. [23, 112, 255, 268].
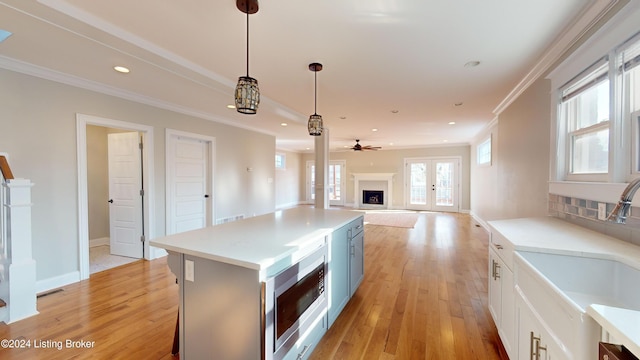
[607, 177, 640, 224]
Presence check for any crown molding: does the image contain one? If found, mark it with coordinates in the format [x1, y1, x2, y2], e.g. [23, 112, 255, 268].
[493, 0, 620, 116]
[0, 55, 281, 137]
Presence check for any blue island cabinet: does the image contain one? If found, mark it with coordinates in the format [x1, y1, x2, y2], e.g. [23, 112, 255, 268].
[327, 216, 365, 327]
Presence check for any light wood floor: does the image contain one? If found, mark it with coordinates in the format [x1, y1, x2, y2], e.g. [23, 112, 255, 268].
[0, 212, 505, 359]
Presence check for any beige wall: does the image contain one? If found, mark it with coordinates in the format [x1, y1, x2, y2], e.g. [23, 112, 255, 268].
[302, 145, 471, 211]
[470, 78, 551, 222]
[0, 69, 275, 284]
[275, 149, 304, 209]
[86, 125, 110, 240]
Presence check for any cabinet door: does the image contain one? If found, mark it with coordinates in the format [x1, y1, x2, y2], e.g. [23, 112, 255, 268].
[349, 229, 364, 296]
[489, 248, 516, 359]
[328, 224, 350, 326]
[517, 292, 564, 360]
[488, 249, 502, 325]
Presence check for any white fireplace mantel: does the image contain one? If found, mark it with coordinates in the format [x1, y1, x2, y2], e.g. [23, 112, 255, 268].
[352, 173, 395, 208]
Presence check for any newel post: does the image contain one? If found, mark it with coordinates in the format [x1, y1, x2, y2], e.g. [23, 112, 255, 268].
[4, 178, 38, 323]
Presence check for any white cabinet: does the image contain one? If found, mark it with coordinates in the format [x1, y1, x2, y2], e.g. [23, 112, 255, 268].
[516, 290, 564, 360]
[488, 232, 516, 359]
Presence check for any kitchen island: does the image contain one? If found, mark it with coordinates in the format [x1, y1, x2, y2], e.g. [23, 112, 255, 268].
[150, 207, 364, 360]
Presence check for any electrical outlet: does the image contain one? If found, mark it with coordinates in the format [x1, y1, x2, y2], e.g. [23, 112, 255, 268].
[598, 203, 607, 221]
[185, 260, 195, 282]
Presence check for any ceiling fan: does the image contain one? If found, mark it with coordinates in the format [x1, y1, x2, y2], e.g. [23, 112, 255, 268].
[351, 139, 381, 151]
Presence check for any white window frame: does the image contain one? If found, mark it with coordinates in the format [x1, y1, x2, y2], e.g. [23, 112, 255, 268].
[558, 57, 611, 182]
[476, 136, 492, 166]
[275, 152, 286, 170]
[548, 2, 640, 202]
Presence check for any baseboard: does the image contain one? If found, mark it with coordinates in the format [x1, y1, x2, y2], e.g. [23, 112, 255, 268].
[469, 211, 490, 232]
[90, 237, 109, 248]
[36, 271, 80, 294]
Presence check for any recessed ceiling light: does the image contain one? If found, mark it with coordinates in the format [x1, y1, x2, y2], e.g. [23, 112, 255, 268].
[389, 142, 394, 146]
[391, 110, 399, 114]
[280, 123, 288, 126]
[449, 121, 456, 125]
[113, 66, 130, 74]
[464, 61, 480, 68]
[372, 128, 378, 132]
[454, 102, 463, 107]
[339, 116, 347, 120]
[443, 140, 449, 143]
[227, 104, 236, 109]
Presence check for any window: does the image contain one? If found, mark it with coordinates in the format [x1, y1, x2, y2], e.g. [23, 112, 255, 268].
[560, 59, 610, 177]
[477, 136, 491, 165]
[275, 153, 286, 170]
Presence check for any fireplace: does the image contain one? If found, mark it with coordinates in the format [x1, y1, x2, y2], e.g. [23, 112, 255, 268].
[363, 190, 384, 205]
[352, 173, 395, 209]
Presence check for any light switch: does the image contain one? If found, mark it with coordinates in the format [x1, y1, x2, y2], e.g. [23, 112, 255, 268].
[185, 259, 195, 282]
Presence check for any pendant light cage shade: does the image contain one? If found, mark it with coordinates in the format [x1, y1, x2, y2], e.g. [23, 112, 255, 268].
[308, 114, 323, 136]
[235, 1, 259, 115]
[235, 76, 260, 114]
[308, 62, 323, 136]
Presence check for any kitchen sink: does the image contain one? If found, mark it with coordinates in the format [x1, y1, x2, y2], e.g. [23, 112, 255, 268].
[517, 251, 640, 312]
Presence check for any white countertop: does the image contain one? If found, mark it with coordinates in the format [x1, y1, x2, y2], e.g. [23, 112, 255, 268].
[488, 216, 640, 269]
[588, 304, 640, 357]
[489, 216, 640, 358]
[150, 207, 362, 275]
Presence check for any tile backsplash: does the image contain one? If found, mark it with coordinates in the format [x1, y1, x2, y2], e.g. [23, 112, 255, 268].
[549, 194, 640, 247]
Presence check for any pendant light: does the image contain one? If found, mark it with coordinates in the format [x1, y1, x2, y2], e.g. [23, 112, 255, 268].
[308, 63, 323, 136]
[235, 0, 260, 115]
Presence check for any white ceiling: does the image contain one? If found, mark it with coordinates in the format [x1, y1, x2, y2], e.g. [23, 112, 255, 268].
[0, 0, 595, 152]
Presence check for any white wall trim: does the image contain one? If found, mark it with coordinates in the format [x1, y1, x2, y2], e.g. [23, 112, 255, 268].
[493, 0, 620, 115]
[89, 237, 109, 248]
[76, 114, 156, 281]
[549, 181, 630, 204]
[0, 55, 281, 138]
[36, 271, 80, 294]
[469, 211, 490, 232]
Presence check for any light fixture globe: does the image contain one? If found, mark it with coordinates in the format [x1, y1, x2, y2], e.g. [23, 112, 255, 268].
[235, 76, 259, 114]
[308, 62, 323, 136]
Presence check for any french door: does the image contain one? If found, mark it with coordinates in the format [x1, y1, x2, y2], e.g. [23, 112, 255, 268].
[404, 157, 459, 212]
[306, 160, 345, 206]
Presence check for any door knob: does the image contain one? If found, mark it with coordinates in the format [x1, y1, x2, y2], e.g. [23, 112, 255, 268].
[204, 194, 210, 198]
[108, 199, 114, 203]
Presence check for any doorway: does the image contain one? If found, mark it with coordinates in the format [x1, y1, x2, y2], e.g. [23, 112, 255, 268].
[404, 157, 460, 212]
[306, 160, 346, 206]
[77, 114, 156, 280]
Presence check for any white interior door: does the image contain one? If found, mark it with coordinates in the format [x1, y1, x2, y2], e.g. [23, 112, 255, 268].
[108, 132, 143, 258]
[167, 134, 210, 234]
[405, 158, 459, 212]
